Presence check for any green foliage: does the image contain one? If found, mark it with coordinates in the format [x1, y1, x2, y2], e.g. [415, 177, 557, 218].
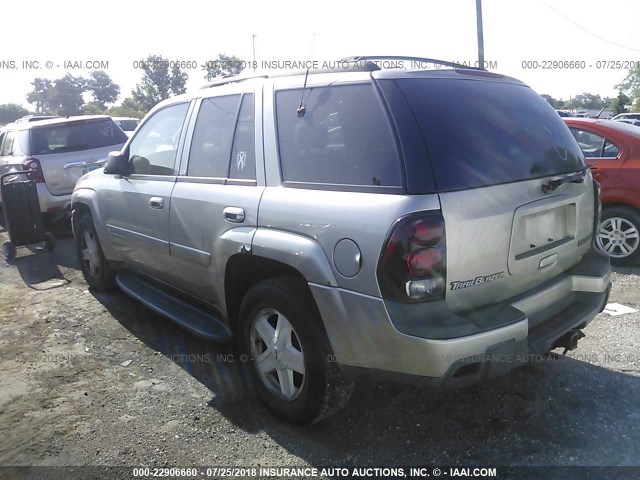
[26, 72, 121, 116]
[541, 94, 562, 109]
[26, 78, 53, 114]
[107, 97, 146, 119]
[132, 54, 190, 111]
[565, 92, 605, 110]
[48, 74, 87, 116]
[87, 71, 120, 109]
[617, 64, 640, 111]
[0, 103, 31, 125]
[203, 54, 245, 81]
[611, 92, 631, 115]
[83, 102, 107, 115]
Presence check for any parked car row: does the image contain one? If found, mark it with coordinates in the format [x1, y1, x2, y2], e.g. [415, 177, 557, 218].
[610, 112, 640, 127]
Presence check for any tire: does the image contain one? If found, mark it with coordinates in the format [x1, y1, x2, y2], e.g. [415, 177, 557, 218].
[74, 213, 116, 291]
[3, 241, 16, 260]
[596, 206, 640, 267]
[238, 276, 354, 424]
[43, 232, 56, 251]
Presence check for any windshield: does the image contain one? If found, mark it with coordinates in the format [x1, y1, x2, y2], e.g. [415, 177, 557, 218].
[393, 79, 586, 191]
[30, 119, 128, 154]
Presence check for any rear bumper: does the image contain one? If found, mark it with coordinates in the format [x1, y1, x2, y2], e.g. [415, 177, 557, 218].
[311, 248, 611, 387]
[35, 184, 71, 214]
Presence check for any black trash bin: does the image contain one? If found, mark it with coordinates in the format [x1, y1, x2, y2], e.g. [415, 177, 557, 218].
[1, 171, 55, 260]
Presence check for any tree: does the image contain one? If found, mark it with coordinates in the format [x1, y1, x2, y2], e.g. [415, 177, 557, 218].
[541, 94, 563, 109]
[0, 103, 31, 125]
[26, 78, 53, 114]
[48, 74, 86, 116]
[568, 93, 605, 110]
[83, 102, 107, 115]
[107, 97, 146, 119]
[132, 54, 189, 111]
[611, 91, 631, 115]
[203, 54, 245, 81]
[617, 64, 640, 111]
[87, 71, 120, 109]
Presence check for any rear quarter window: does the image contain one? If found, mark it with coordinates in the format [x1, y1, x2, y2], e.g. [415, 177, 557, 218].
[275, 83, 402, 188]
[393, 79, 585, 191]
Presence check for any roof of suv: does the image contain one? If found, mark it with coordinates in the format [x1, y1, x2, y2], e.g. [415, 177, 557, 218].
[151, 56, 524, 111]
[12, 115, 114, 130]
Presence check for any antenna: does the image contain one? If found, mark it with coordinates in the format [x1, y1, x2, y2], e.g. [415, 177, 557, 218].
[476, 0, 485, 68]
[252, 34, 257, 72]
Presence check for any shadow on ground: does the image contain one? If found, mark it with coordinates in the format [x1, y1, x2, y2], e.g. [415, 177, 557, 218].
[93, 287, 640, 469]
[4, 207, 638, 470]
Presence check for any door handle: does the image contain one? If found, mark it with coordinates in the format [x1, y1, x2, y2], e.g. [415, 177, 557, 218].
[149, 197, 164, 209]
[223, 206, 245, 223]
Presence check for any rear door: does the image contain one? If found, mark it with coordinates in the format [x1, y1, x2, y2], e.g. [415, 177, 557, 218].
[384, 75, 594, 313]
[166, 90, 263, 306]
[30, 118, 127, 195]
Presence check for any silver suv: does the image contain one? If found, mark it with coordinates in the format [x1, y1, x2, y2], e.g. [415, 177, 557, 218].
[71, 57, 612, 424]
[0, 115, 127, 219]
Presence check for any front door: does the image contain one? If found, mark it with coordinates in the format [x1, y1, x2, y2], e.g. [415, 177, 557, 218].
[100, 102, 191, 280]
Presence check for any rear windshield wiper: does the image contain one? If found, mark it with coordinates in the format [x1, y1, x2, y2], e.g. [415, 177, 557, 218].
[541, 169, 586, 194]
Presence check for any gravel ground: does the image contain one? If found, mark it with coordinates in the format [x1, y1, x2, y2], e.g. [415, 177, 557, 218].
[0, 217, 639, 479]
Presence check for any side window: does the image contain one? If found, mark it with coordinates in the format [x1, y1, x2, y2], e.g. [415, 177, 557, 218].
[603, 140, 620, 158]
[187, 95, 241, 178]
[129, 102, 189, 175]
[229, 94, 255, 180]
[570, 128, 605, 158]
[1, 131, 15, 156]
[0, 132, 5, 154]
[275, 84, 402, 187]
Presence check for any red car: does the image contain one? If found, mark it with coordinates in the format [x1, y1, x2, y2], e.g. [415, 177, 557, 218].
[564, 118, 640, 266]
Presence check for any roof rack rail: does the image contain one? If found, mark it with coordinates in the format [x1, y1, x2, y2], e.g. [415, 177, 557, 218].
[200, 73, 270, 89]
[340, 55, 485, 71]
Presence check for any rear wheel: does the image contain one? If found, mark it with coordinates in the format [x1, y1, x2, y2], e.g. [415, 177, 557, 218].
[596, 206, 640, 266]
[238, 276, 353, 424]
[74, 213, 116, 290]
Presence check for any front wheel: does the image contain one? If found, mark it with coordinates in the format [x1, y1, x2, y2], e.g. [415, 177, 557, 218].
[238, 276, 353, 424]
[3, 241, 16, 260]
[596, 206, 640, 266]
[74, 213, 116, 291]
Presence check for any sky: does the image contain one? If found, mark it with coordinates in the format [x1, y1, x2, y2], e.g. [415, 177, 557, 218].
[1, 0, 639, 109]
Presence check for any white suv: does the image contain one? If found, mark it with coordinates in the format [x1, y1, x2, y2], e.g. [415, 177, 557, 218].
[0, 115, 127, 219]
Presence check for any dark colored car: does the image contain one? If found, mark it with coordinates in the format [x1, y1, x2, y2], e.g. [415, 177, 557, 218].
[565, 118, 640, 265]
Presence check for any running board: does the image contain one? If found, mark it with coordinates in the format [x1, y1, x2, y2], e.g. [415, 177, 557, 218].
[116, 272, 232, 342]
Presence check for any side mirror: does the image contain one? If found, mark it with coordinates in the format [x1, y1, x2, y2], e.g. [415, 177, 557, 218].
[104, 151, 128, 176]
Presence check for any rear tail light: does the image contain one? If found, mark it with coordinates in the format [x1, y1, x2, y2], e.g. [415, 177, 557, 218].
[22, 158, 45, 183]
[593, 179, 602, 243]
[378, 212, 446, 302]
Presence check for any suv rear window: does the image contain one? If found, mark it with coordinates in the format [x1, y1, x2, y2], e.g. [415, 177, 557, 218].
[276, 84, 402, 187]
[394, 79, 585, 191]
[30, 119, 127, 155]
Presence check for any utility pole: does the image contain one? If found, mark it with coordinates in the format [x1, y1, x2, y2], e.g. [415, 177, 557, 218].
[252, 34, 257, 71]
[476, 0, 485, 69]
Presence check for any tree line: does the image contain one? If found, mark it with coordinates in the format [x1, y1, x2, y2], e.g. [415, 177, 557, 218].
[0, 53, 243, 125]
[1, 55, 639, 125]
